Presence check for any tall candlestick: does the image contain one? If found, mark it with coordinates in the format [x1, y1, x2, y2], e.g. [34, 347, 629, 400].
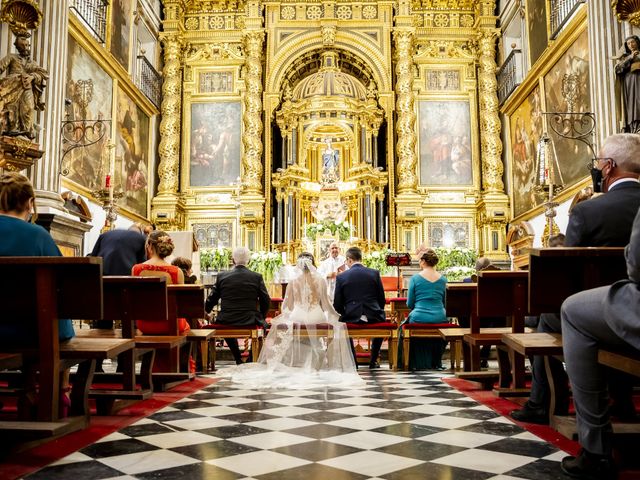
[385, 215, 389, 243]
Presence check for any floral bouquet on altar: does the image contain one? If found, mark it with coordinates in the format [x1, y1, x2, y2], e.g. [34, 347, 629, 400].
[305, 220, 351, 241]
[434, 247, 477, 282]
[248, 251, 284, 284]
[199, 247, 232, 272]
[363, 248, 395, 275]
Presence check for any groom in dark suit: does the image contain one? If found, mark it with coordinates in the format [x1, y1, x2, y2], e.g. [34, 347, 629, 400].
[205, 246, 271, 364]
[334, 246, 387, 368]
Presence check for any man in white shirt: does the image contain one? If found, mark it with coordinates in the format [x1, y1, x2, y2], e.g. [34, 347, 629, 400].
[318, 242, 347, 300]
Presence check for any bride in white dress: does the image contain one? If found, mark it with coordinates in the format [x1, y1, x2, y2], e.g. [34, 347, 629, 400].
[217, 252, 364, 388]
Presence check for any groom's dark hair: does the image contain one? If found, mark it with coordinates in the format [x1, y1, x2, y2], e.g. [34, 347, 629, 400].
[345, 247, 362, 262]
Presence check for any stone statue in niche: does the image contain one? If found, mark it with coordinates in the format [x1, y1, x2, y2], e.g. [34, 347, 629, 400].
[321, 138, 339, 185]
[615, 35, 640, 132]
[0, 34, 48, 139]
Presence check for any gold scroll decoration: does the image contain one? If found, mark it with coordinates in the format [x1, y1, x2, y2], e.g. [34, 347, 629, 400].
[394, 29, 418, 193]
[242, 30, 265, 193]
[157, 35, 183, 195]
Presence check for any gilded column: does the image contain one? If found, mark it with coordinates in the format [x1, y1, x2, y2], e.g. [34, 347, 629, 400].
[477, 28, 504, 193]
[393, 29, 417, 194]
[242, 30, 265, 194]
[156, 34, 182, 195]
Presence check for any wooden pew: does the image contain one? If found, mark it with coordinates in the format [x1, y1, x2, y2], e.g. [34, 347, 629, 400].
[471, 270, 529, 395]
[0, 258, 134, 443]
[522, 247, 627, 436]
[598, 349, 640, 377]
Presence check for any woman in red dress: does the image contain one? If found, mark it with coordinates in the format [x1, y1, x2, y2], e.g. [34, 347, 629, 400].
[132, 230, 190, 334]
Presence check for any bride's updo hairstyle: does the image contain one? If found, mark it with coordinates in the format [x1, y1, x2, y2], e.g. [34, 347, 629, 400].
[147, 230, 175, 259]
[297, 252, 315, 270]
[420, 249, 439, 267]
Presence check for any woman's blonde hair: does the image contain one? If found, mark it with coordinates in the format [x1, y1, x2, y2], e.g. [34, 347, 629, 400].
[147, 230, 174, 259]
[0, 171, 36, 222]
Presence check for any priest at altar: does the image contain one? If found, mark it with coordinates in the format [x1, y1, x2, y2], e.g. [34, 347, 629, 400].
[318, 242, 348, 300]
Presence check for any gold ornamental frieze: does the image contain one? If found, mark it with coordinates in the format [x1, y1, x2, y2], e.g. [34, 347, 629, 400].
[184, 42, 244, 62]
[612, 0, 640, 27]
[415, 39, 477, 59]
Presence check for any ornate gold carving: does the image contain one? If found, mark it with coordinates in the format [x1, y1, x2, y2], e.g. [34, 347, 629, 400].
[362, 5, 377, 19]
[306, 5, 323, 20]
[394, 29, 418, 194]
[415, 40, 477, 58]
[321, 25, 336, 46]
[157, 35, 183, 195]
[281, 5, 295, 20]
[336, 5, 352, 20]
[184, 42, 244, 62]
[199, 71, 233, 93]
[477, 28, 504, 192]
[0, 0, 42, 37]
[612, 0, 640, 26]
[426, 70, 460, 90]
[411, 0, 476, 8]
[242, 30, 265, 193]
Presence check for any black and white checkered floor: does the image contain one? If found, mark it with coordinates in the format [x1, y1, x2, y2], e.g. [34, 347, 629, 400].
[27, 369, 568, 480]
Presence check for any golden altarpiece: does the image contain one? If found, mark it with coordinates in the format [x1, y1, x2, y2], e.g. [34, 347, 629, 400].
[151, 0, 509, 261]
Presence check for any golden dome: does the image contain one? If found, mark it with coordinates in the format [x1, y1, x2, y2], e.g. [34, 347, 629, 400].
[291, 51, 367, 102]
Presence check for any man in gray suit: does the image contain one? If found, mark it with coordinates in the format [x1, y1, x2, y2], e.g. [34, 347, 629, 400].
[559, 207, 640, 479]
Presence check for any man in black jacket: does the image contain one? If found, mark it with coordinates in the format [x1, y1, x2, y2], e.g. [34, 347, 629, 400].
[334, 247, 387, 368]
[205, 246, 271, 364]
[512, 133, 640, 425]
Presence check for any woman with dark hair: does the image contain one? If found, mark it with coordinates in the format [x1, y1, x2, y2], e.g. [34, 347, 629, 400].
[217, 251, 363, 388]
[402, 249, 448, 370]
[615, 35, 640, 131]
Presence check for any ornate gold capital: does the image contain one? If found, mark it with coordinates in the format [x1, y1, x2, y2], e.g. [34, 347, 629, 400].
[393, 29, 418, 194]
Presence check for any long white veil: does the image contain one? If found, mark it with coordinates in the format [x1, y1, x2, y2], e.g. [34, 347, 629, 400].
[217, 256, 364, 388]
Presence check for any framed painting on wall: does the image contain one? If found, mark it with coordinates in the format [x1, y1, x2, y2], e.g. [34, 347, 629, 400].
[526, 0, 548, 67]
[110, 0, 133, 69]
[115, 88, 150, 217]
[189, 102, 241, 187]
[65, 35, 113, 191]
[418, 100, 473, 186]
[510, 85, 545, 218]
[544, 29, 591, 191]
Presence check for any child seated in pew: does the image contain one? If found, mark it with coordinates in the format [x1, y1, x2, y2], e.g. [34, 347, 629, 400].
[172, 256, 198, 284]
[0, 172, 74, 416]
[132, 231, 190, 334]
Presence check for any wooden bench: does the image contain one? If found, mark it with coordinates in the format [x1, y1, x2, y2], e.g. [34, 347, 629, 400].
[525, 247, 628, 437]
[400, 322, 458, 371]
[346, 322, 398, 369]
[446, 283, 477, 372]
[598, 349, 640, 377]
[203, 325, 264, 370]
[0, 257, 134, 444]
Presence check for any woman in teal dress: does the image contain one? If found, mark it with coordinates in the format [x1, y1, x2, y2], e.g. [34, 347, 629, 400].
[0, 172, 75, 341]
[403, 249, 448, 369]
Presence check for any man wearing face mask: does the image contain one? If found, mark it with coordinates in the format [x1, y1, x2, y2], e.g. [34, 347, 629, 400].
[565, 133, 640, 246]
[511, 133, 640, 426]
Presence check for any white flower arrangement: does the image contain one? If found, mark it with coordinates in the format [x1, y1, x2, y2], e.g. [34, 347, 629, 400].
[248, 251, 284, 284]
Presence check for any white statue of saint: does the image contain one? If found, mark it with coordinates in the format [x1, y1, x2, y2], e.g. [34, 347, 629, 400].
[322, 139, 339, 184]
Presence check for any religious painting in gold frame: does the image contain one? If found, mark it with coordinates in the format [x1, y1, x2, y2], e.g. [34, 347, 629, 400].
[115, 86, 150, 218]
[543, 28, 591, 190]
[509, 84, 545, 218]
[526, 0, 548, 68]
[65, 34, 113, 191]
[189, 102, 242, 187]
[110, 0, 133, 69]
[418, 100, 473, 186]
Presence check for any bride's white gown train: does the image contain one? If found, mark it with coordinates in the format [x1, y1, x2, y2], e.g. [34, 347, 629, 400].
[216, 260, 364, 389]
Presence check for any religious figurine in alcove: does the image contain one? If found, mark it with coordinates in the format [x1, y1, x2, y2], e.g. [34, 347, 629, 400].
[0, 34, 48, 139]
[321, 138, 339, 185]
[615, 35, 640, 133]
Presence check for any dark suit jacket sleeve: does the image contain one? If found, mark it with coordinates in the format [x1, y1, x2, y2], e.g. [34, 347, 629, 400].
[135, 237, 146, 264]
[627, 208, 640, 283]
[205, 277, 221, 313]
[375, 274, 386, 308]
[257, 276, 271, 317]
[333, 276, 345, 314]
[89, 234, 102, 256]
[564, 207, 585, 247]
